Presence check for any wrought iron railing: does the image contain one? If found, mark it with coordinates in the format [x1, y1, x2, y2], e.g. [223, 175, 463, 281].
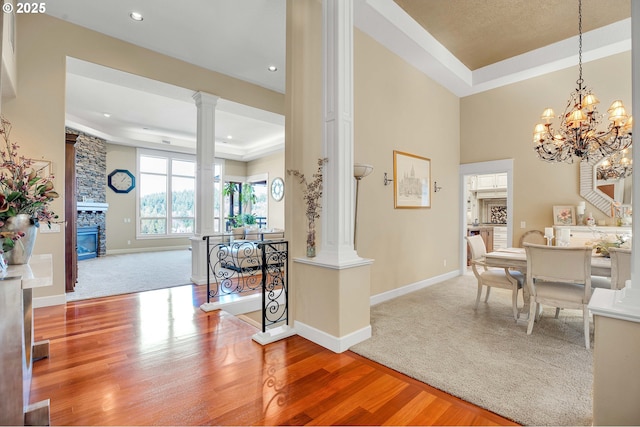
[203, 236, 288, 332]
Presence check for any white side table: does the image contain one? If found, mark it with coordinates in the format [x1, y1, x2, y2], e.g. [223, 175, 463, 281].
[0, 254, 53, 426]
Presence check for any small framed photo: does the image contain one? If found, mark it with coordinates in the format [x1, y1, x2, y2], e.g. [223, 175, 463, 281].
[553, 205, 576, 226]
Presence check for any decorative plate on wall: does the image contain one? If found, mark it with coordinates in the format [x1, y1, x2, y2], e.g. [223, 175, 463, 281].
[271, 177, 284, 201]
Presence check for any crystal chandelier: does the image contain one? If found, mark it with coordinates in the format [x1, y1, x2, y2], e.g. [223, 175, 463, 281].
[596, 149, 632, 181]
[532, 0, 633, 163]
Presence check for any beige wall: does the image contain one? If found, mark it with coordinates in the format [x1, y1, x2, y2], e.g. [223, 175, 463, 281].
[354, 29, 461, 296]
[285, 0, 461, 317]
[285, 0, 460, 336]
[2, 13, 284, 301]
[224, 159, 247, 177]
[248, 151, 285, 229]
[461, 52, 632, 246]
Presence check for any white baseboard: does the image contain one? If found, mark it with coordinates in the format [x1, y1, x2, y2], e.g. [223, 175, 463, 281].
[106, 245, 190, 255]
[200, 293, 262, 314]
[34, 294, 67, 308]
[252, 325, 297, 345]
[370, 269, 461, 306]
[294, 320, 372, 353]
[191, 276, 207, 286]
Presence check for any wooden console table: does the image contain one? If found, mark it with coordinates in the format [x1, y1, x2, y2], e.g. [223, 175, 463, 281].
[0, 254, 53, 426]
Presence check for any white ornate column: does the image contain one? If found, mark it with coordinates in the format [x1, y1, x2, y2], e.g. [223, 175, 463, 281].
[190, 91, 219, 284]
[291, 0, 373, 354]
[315, 0, 361, 266]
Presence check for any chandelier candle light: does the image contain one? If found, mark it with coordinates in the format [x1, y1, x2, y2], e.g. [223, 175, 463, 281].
[532, 0, 632, 164]
[597, 148, 632, 180]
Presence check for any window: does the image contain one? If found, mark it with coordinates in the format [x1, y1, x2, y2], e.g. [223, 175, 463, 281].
[138, 149, 195, 237]
[250, 180, 268, 227]
[213, 162, 223, 232]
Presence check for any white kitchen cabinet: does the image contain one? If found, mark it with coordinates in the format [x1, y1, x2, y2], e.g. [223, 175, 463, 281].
[467, 175, 477, 191]
[476, 173, 507, 191]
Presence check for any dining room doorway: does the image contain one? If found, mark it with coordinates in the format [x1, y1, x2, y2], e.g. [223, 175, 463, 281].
[459, 159, 514, 272]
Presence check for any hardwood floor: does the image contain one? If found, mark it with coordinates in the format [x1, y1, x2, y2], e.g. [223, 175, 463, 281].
[31, 285, 518, 426]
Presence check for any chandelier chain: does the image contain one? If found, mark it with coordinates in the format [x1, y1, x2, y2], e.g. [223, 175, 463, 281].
[577, 0, 583, 87]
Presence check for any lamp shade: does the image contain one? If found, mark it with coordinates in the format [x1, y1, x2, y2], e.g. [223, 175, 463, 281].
[581, 93, 599, 111]
[354, 163, 374, 179]
[608, 100, 624, 112]
[541, 108, 555, 122]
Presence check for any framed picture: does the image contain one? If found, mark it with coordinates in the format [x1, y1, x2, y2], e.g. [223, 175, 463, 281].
[31, 160, 52, 178]
[393, 150, 431, 208]
[553, 205, 576, 226]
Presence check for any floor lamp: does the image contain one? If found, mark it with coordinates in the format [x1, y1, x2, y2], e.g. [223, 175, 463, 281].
[353, 163, 374, 250]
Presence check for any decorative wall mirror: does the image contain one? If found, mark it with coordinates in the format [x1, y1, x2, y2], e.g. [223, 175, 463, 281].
[580, 148, 632, 216]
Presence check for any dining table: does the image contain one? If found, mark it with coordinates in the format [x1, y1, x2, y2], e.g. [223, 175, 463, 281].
[484, 247, 612, 277]
[483, 247, 611, 318]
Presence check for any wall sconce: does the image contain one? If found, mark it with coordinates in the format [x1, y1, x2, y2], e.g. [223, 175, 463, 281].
[433, 181, 443, 192]
[383, 172, 393, 186]
[354, 163, 374, 250]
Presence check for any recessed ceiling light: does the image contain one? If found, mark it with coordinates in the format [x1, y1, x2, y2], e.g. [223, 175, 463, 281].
[268, 65, 277, 72]
[103, 113, 111, 118]
[227, 135, 233, 139]
[130, 11, 143, 21]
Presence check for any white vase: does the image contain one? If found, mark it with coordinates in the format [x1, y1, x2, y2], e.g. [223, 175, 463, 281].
[1, 214, 38, 265]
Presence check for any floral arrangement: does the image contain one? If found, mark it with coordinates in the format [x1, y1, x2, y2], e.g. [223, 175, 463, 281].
[287, 158, 328, 255]
[0, 229, 25, 254]
[589, 233, 631, 257]
[0, 116, 59, 226]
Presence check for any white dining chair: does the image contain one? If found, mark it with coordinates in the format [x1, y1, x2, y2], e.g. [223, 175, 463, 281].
[523, 243, 593, 349]
[518, 230, 545, 247]
[609, 247, 632, 290]
[466, 235, 524, 320]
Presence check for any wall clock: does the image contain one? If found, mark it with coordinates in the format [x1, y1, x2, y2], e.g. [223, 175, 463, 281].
[108, 169, 136, 194]
[271, 177, 284, 201]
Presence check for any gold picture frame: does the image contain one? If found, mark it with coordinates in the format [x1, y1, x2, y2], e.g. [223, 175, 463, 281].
[553, 205, 576, 226]
[393, 150, 431, 209]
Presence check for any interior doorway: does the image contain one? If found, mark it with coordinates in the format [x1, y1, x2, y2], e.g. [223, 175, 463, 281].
[459, 159, 514, 272]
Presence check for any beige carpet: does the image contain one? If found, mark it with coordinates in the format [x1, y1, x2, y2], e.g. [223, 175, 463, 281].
[350, 274, 593, 426]
[69, 249, 193, 301]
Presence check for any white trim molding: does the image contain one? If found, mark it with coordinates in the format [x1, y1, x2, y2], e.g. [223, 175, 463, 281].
[370, 270, 460, 306]
[294, 320, 372, 353]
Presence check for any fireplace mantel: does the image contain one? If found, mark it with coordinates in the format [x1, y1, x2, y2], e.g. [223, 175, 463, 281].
[77, 202, 109, 213]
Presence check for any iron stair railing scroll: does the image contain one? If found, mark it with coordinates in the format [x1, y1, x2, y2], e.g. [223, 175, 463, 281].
[203, 235, 288, 333]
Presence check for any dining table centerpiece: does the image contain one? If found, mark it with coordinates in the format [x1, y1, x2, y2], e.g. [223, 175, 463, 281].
[0, 116, 59, 264]
[591, 233, 631, 258]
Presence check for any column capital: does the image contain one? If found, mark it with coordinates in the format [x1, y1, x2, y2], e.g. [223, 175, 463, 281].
[192, 91, 219, 107]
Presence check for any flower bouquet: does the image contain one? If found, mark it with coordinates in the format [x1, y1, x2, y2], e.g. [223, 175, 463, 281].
[590, 233, 631, 257]
[0, 117, 59, 224]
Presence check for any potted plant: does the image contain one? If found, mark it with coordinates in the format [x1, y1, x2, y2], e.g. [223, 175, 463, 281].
[241, 213, 257, 228]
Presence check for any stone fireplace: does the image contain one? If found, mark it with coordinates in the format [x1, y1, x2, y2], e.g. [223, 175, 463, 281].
[68, 128, 109, 257]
